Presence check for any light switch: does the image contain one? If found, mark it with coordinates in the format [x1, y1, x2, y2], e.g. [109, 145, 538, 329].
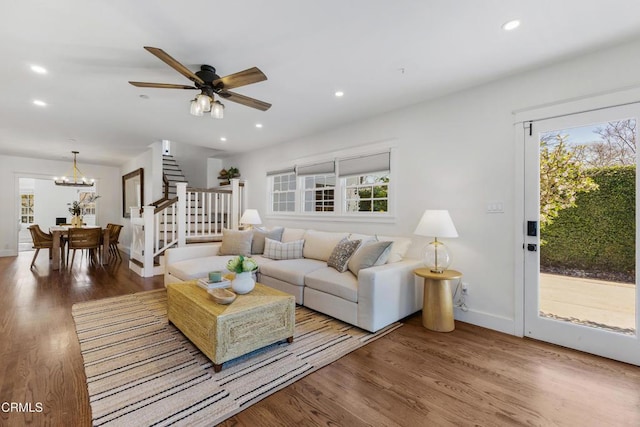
[486, 202, 504, 213]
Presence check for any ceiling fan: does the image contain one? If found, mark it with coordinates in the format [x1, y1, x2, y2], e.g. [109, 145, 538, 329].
[129, 47, 271, 116]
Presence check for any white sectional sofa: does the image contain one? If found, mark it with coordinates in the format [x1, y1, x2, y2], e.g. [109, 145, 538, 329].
[164, 228, 423, 332]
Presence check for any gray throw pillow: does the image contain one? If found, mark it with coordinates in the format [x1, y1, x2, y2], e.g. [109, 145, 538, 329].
[251, 227, 284, 254]
[347, 240, 393, 276]
[327, 238, 361, 273]
[218, 229, 253, 256]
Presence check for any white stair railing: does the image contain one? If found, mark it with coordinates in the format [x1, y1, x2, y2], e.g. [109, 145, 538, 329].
[177, 179, 245, 246]
[131, 179, 244, 277]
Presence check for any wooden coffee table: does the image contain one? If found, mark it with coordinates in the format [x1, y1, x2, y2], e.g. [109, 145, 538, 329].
[167, 281, 295, 372]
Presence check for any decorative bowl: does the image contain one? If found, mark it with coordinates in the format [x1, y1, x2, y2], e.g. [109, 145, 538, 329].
[208, 288, 236, 305]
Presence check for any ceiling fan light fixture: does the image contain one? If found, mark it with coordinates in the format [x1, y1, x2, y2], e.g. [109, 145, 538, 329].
[211, 101, 224, 119]
[190, 99, 203, 116]
[197, 93, 212, 112]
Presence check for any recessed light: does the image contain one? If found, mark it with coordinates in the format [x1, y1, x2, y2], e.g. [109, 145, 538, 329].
[220, 137, 227, 142]
[33, 100, 47, 107]
[502, 19, 520, 31]
[335, 91, 344, 97]
[255, 123, 263, 128]
[30, 65, 47, 74]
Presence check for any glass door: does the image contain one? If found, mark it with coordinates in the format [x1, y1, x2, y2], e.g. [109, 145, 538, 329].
[523, 104, 639, 365]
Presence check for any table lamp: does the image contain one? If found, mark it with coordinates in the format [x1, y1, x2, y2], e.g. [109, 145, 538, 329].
[414, 209, 458, 273]
[240, 209, 262, 229]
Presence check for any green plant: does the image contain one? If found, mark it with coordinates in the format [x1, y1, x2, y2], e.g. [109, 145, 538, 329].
[68, 201, 82, 216]
[226, 255, 257, 274]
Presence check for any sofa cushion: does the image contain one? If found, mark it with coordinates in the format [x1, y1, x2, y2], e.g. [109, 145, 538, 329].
[348, 240, 392, 276]
[281, 227, 306, 243]
[219, 229, 253, 255]
[251, 227, 284, 254]
[302, 230, 349, 262]
[263, 238, 305, 260]
[259, 258, 327, 287]
[305, 267, 359, 303]
[327, 238, 361, 272]
[168, 255, 237, 281]
[376, 235, 412, 263]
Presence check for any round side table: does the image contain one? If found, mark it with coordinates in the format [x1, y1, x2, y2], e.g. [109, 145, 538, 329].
[413, 268, 462, 332]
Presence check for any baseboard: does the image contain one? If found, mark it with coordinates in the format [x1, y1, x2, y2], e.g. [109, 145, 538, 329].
[454, 307, 516, 336]
[0, 249, 18, 257]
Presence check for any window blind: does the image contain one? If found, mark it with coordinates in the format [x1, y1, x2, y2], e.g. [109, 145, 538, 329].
[338, 152, 390, 176]
[266, 167, 295, 176]
[295, 161, 335, 176]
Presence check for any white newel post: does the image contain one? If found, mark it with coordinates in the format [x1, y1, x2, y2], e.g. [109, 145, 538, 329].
[231, 178, 240, 230]
[241, 179, 248, 218]
[177, 182, 187, 246]
[143, 205, 155, 277]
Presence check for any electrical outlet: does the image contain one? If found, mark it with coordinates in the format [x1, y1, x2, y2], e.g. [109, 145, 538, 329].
[461, 282, 469, 295]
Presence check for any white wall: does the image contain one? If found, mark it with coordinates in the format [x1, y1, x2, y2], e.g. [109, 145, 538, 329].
[1, 155, 121, 256]
[225, 37, 640, 335]
[119, 145, 156, 252]
[170, 142, 221, 188]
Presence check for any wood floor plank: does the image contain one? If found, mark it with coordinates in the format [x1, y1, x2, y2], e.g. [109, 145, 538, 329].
[1, 250, 639, 426]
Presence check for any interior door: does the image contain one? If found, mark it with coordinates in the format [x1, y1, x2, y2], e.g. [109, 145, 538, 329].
[524, 103, 640, 365]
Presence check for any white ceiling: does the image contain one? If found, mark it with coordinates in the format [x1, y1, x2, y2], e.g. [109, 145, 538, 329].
[2, 0, 640, 166]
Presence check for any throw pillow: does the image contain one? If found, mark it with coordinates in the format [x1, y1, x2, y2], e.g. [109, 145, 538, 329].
[218, 229, 253, 256]
[251, 227, 284, 254]
[348, 240, 393, 276]
[263, 238, 304, 260]
[375, 235, 412, 263]
[327, 238, 361, 273]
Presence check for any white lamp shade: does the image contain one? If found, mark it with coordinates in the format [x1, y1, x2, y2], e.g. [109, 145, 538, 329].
[240, 209, 262, 225]
[414, 210, 458, 238]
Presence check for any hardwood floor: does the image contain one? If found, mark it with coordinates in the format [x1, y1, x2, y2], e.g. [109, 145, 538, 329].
[1, 251, 639, 426]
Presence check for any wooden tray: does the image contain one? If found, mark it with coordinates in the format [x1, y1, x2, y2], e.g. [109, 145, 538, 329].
[208, 288, 237, 305]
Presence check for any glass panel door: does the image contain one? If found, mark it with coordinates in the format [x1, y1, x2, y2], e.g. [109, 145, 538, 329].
[524, 104, 639, 365]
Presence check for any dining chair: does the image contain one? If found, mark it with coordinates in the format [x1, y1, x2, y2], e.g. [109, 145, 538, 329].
[66, 227, 102, 268]
[106, 224, 124, 260]
[27, 224, 54, 268]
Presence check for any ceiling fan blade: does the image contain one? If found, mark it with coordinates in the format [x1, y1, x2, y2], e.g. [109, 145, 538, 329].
[143, 46, 205, 85]
[219, 90, 271, 111]
[129, 81, 198, 89]
[213, 67, 267, 90]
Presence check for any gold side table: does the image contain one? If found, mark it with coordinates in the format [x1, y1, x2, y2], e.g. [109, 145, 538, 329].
[413, 268, 462, 332]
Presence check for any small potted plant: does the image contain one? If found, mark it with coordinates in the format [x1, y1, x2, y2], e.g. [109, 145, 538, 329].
[226, 255, 258, 294]
[68, 201, 83, 227]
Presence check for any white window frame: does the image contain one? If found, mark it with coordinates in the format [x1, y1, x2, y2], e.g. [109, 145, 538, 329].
[342, 171, 390, 215]
[266, 146, 395, 222]
[270, 172, 297, 213]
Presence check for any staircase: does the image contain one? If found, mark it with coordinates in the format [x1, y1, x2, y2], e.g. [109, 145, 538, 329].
[130, 156, 247, 277]
[162, 155, 188, 199]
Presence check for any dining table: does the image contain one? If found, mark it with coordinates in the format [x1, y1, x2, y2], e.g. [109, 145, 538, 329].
[49, 225, 110, 270]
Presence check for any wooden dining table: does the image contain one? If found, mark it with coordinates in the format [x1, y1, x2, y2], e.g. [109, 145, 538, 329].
[49, 226, 110, 270]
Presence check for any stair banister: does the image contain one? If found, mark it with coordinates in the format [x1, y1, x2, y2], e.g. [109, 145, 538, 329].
[231, 178, 240, 230]
[177, 182, 187, 247]
[142, 205, 155, 277]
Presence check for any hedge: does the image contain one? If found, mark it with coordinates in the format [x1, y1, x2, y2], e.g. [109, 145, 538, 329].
[540, 165, 635, 278]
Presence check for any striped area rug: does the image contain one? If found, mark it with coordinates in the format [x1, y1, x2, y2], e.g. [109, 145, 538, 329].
[72, 289, 401, 426]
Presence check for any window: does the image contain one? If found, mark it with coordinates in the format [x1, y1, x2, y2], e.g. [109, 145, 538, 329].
[271, 172, 296, 212]
[303, 175, 335, 212]
[20, 194, 34, 224]
[344, 172, 389, 213]
[267, 150, 392, 218]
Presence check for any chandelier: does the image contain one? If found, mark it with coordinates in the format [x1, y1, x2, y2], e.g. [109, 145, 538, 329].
[189, 90, 225, 119]
[54, 151, 95, 187]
